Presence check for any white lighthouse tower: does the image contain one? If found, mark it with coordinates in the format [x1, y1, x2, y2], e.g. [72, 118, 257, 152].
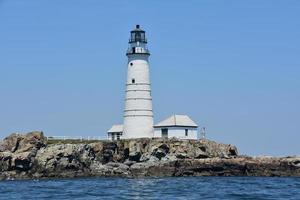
[122, 25, 154, 139]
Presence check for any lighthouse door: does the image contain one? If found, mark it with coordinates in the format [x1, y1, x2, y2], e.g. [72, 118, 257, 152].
[161, 128, 168, 138]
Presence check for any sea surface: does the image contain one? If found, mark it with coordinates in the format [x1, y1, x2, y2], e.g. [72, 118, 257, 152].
[0, 177, 299, 200]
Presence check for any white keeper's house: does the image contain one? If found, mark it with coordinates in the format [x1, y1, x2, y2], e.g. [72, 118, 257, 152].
[153, 115, 198, 140]
[107, 25, 200, 141]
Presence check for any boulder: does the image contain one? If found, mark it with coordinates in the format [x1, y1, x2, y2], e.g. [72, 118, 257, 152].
[101, 142, 118, 163]
[228, 146, 238, 156]
[161, 154, 177, 162]
[90, 142, 104, 153]
[176, 152, 189, 159]
[12, 152, 33, 171]
[152, 144, 169, 160]
[123, 160, 136, 166]
[90, 162, 130, 176]
[0, 152, 13, 171]
[292, 160, 300, 167]
[129, 151, 141, 162]
[194, 148, 209, 159]
[130, 162, 157, 176]
[106, 162, 129, 171]
[139, 152, 151, 162]
[33, 143, 95, 178]
[0, 133, 21, 152]
[0, 131, 45, 153]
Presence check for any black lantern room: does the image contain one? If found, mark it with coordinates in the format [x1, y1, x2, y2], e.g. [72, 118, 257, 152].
[127, 25, 150, 56]
[129, 25, 147, 43]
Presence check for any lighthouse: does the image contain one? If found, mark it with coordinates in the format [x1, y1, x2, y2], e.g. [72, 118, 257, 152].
[107, 25, 199, 141]
[122, 25, 154, 139]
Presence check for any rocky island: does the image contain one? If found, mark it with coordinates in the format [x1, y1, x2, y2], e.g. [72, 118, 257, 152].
[0, 131, 299, 180]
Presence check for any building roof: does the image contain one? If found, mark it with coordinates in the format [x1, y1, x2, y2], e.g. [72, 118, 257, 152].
[107, 124, 123, 133]
[154, 115, 198, 128]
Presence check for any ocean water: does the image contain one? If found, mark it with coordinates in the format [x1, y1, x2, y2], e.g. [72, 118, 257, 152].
[0, 177, 299, 200]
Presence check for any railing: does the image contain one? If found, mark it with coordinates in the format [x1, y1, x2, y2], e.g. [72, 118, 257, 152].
[129, 38, 147, 43]
[0, 136, 108, 142]
[126, 48, 150, 55]
[46, 136, 107, 141]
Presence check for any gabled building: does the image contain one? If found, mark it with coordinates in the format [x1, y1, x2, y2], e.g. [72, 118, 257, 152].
[107, 124, 123, 141]
[154, 115, 198, 140]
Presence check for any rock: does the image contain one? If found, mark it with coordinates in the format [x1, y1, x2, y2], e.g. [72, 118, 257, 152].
[176, 152, 189, 159]
[0, 152, 13, 171]
[33, 143, 93, 178]
[106, 162, 129, 173]
[194, 148, 209, 159]
[0, 131, 45, 153]
[18, 131, 46, 152]
[0, 144, 5, 152]
[139, 152, 151, 162]
[0, 133, 21, 152]
[161, 154, 177, 162]
[90, 162, 130, 176]
[292, 160, 300, 167]
[129, 151, 141, 162]
[152, 144, 169, 160]
[106, 162, 125, 168]
[102, 142, 119, 163]
[124, 160, 136, 166]
[153, 148, 166, 159]
[1, 131, 300, 179]
[159, 143, 170, 152]
[228, 146, 238, 156]
[90, 162, 112, 176]
[103, 149, 114, 163]
[11, 152, 33, 171]
[195, 139, 237, 158]
[130, 162, 157, 176]
[149, 155, 159, 162]
[90, 142, 103, 153]
[130, 161, 177, 177]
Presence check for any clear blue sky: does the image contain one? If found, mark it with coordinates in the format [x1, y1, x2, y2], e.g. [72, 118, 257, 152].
[0, 0, 299, 156]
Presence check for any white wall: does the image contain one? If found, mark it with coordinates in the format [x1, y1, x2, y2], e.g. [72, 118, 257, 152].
[154, 127, 198, 140]
[123, 54, 154, 139]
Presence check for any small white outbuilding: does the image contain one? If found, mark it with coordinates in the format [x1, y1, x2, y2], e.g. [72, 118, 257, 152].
[107, 124, 123, 141]
[154, 115, 198, 140]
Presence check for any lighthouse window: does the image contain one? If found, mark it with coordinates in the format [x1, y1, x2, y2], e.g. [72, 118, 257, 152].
[132, 79, 135, 84]
[185, 129, 188, 136]
[130, 63, 133, 66]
